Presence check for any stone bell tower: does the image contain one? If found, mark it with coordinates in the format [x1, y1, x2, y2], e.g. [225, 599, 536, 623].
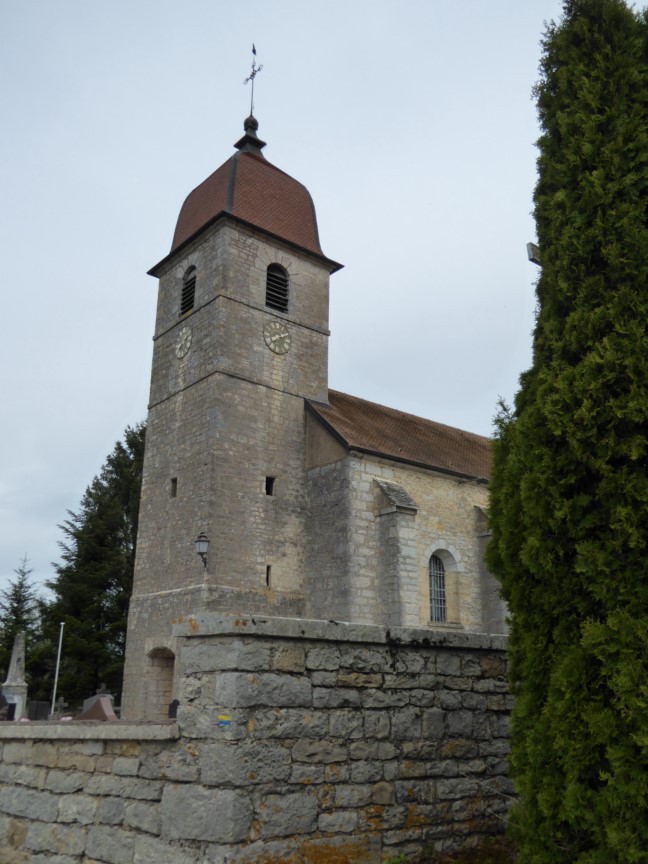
[122, 116, 341, 719]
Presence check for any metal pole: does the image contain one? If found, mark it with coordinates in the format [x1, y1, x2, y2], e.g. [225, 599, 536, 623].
[50, 622, 65, 719]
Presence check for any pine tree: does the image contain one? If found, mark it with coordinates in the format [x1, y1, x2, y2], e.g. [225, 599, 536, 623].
[487, 2, 648, 861]
[42, 423, 146, 706]
[0, 557, 41, 680]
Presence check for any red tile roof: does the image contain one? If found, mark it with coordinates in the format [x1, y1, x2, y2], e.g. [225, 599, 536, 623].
[171, 151, 324, 258]
[309, 390, 492, 480]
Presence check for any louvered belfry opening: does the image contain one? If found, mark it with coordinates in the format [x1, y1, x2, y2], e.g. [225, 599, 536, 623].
[180, 266, 196, 315]
[429, 554, 447, 623]
[265, 264, 289, 313]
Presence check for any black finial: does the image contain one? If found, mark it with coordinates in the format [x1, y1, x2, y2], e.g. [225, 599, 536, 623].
[243, 43, 263, 116]
[234, 114, 267, 156]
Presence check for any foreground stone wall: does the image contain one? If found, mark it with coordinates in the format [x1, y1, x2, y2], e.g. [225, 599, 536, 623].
[0, 616, 512, 864]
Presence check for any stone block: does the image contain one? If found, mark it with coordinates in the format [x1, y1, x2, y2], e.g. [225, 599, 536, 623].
[32, 743, 58, 768]
[290, 763, 325, 785]
[177, 705, 249, 740]
[340, 647, 385, 673]
[436, 655, 461, 676]
[97, 796, 125, 825]
[253, 708, 328, 739]
[86, 825, 135, 864]
[334, 784, 373, 808]
[204, 839, 300, 864]
[337, 672, 382, 688]
[258, 791, 318, 837]
[318, 809, 358, 833]
[292, 740, 347, 764]
[461, 657, 482, 677]
[85, 773, 162, 800]
[0, 786, 58, 821]
[391, 707, 422, 740]
[461, 692, 487, 711]
[328, 709, 364, 739]
[361, 690, 408, 709]
[310, 671, 336, 686]
[44, 770, 86, 794]
[161, 784, 252, 842]
[134, 833, 200, 864]
[2, 742, 32, 764]
[363, 711, 390, 739]
[25, 822, 86, 856]
[0, 762, 46, 788]
[436, 691, 462, 710]
[300, 835, 380, 864]
[305, 648, 342, 676]
[349, 760, 382, 783]
[214, 672, 311, 707]
[312, 688, 361, 709]
[421, 707, 445, 739]
[56, 752, 96, 773]
[408, 688, 436, 706]
[447, 710, 473, 737]
[349, 741, 398, 761]
[371, 780, 396, 805]
[200, 741, 291, 785]
[138, 742, 200, 782]
[445, 676, 473, 691]
[125, 800, 160, 834]
[271, 644, 305, 672]
[182, 640, 271, 673]
[112, 756, 139, 776]
[57, 794, 97, 825]
[436, 778, 479, 800]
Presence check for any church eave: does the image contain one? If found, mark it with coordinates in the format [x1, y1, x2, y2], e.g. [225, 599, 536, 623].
[148, 211, 343, 278]
[305, 400, 490, 483]
[347, 445, 490, 483]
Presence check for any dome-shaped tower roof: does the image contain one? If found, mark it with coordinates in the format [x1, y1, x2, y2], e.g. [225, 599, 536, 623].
[150, 116, 340, 274]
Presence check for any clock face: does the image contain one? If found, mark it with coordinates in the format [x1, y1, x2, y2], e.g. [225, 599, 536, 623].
[263, 321, 291, 355]
[175, 326, 193, 359]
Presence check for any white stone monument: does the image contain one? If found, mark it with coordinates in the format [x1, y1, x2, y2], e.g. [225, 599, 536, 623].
[3, 632, 27, 720]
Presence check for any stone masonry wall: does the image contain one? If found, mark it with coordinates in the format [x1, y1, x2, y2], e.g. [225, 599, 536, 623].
[0, 616, 512, 864]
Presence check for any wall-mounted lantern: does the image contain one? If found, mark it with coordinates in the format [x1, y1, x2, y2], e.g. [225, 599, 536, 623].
[195, 532, 209, 569]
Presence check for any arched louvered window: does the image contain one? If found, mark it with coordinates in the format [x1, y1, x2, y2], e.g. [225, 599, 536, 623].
[265, 264, 289, 313]
[429, 554, 446, 623]
[180, 266, 196, 316]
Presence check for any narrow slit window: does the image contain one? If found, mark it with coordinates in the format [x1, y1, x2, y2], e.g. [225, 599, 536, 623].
[170, 477, 178, 498]
[180, 266, 196, 315]
[265, 265, 289, 313]
[266, 565, 271, 587]
[265, 476, 275, 496]
[429, 554, 446, 623]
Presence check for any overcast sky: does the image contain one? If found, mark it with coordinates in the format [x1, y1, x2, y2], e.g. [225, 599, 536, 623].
[0, 0, 566, 595]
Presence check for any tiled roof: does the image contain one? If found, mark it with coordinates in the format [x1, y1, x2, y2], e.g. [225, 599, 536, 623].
[171, 152, 324, 258]
[309, 390, 492, 481]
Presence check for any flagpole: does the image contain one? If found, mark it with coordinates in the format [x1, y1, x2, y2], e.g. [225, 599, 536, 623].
[50, 622, 65, 719]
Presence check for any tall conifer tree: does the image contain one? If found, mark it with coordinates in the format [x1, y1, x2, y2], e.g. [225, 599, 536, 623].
[487, 1, 648, 860]
[39, 424, 145, 705]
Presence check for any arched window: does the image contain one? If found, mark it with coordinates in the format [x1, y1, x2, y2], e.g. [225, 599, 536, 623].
[429, 554, 446, 623]
[180, 266, 196, 315]
[265, 264, 289, 313]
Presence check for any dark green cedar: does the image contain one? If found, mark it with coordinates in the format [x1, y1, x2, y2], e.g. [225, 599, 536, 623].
[39, 423, 145, 706]
[0, 557, 43, 684]
[487, 1, 648, 861]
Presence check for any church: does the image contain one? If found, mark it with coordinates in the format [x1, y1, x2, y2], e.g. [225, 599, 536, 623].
[122, 114, 505, 720]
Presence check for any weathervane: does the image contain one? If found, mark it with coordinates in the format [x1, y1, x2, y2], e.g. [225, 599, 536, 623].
[243, 44, 263, 116]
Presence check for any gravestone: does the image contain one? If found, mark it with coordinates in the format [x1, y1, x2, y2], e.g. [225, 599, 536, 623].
[82, 683, 114, 714]
[28, 701, 50, 720]
[76, 695, 117, 721]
